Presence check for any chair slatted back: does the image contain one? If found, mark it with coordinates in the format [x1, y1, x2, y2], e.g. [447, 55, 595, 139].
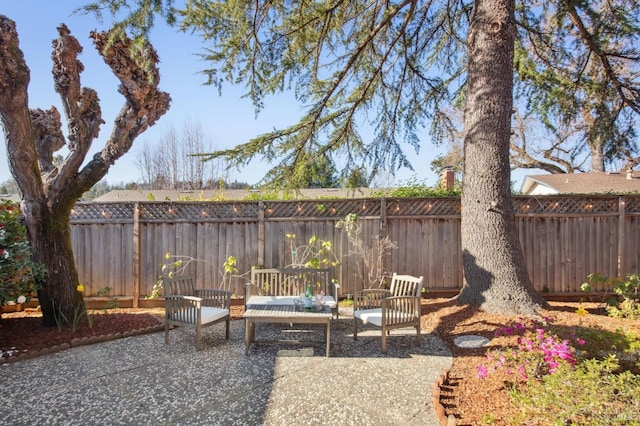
[389, 273, 424, 297]
[250, 268, 332, 296]
[164, 275, 196, 297]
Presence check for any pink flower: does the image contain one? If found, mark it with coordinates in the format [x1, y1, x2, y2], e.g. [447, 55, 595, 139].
[517, 365, 528, 380]
[477, 365, 489, 379]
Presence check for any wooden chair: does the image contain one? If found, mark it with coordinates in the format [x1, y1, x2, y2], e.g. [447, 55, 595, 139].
[163, 275, 231, 351]
[353, 273, 424, 354]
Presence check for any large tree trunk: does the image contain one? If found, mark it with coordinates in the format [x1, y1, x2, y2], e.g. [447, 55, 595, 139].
[455, 0, 548, 315]
[25, 201, 83, 326]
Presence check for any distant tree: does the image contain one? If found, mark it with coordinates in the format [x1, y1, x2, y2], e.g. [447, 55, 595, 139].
[136, 139, 161, 189]
[81, 179, 110, 201]
[224, 180, 252, 189]
[299, 154, 339, 188]
[0, 17, 170, 325]
[0, 179, 17, 194]
[136, 120, 228, 189]
[344, 166, 370, 189]
[514, 0, 640, 172]
[509, 109, 584, 174]
[431, 143, 464, 175]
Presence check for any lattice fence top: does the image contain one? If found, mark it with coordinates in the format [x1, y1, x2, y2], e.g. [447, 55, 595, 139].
[624, 196, 640, 213]
[386, 198, 461, 216]
[70, 195, 640, 222]
[264, 199, 382, 218]
[71, 203, 136, 221]
[512, 196, 620, 215]
[140, 202, 261, 220]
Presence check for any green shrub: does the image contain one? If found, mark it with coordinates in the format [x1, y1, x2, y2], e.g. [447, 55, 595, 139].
[369, 178, 461, 197]
[509, 356, 640, 425]
[582, 273, 640, 319]
[0, 200, 45, 305]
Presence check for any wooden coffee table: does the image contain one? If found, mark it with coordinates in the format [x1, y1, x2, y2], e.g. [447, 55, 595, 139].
[243, 304, 333, 357]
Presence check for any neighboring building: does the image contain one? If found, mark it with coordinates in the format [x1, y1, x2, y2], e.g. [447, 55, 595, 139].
[92, 187, 385, 202]
[520, 171, 640, 195]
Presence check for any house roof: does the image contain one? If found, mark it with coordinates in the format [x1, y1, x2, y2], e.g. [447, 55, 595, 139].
[520, 171, 640, 195]
[92, 187, 385, 202]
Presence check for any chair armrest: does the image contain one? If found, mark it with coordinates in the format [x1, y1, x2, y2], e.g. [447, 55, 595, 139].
[244, 282, 261, 308]
[196, 288, 231, 309]
[329, 282, 340, 302]
[353, 289, 392, 310]
[165, 295, 202, 305]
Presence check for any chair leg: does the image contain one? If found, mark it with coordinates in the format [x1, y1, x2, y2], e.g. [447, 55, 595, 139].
[353, 319, 358, 341]
[416, 323, 422, 345]
[165, 323, 170, 344]
[196, 324, 203, 351]
[225, 318, 230, 340]
[381, 327, 387, 354]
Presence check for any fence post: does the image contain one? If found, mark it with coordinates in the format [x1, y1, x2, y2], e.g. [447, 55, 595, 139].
[380, 198, 387, 237]
[132, 202, 140, 308]
[618, 196, 626, 278]
[258, 201, 265, 268]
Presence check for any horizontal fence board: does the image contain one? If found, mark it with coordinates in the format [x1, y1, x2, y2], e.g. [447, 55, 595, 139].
[69, 195, 640, 299]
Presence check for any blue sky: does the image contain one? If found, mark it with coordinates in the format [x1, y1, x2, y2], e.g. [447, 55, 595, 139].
[1, 2, 473, 188]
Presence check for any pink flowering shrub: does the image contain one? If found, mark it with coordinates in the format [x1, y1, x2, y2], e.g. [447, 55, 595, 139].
[477, 318, 585, 382]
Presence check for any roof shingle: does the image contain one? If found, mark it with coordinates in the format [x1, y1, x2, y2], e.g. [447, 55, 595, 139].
[521, 172, 640, 194]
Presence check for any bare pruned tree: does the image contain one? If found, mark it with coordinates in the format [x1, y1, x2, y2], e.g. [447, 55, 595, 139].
[136, 120, 229, 189]
[0, 16, 170, 325]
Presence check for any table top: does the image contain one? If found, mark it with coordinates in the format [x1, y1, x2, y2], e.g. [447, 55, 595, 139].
[243, 303, 332, 318]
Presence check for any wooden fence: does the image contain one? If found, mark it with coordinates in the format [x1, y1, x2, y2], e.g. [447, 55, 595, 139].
[69, 195, 640, 305]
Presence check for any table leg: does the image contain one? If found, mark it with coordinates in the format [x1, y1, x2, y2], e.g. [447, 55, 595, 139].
[245, 319, 254, 355]
[325, 320, 331, 357]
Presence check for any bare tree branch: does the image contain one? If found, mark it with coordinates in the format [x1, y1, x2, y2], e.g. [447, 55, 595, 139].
[30, 107, 65, 175]
[0, 16, 46, 201]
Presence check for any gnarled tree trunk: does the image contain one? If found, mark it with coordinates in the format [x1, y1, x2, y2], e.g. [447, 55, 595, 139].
[28, 204, 83, 323]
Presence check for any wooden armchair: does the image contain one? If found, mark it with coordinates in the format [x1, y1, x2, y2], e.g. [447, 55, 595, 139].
[353, 273, 424, 354]
[163, 275, 231, 351]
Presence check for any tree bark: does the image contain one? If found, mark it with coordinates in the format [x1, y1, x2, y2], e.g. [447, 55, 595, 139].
[589, 137, 605, 172]
[29, 205, 83, 325]
[455, 0, 548, 315]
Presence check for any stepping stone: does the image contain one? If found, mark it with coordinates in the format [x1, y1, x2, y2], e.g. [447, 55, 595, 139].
[453, 335, 490, 348]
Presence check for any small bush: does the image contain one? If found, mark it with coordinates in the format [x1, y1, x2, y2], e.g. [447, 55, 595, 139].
[582, 273, 640, 319]
[0, 200, 45, 305]
[509, 356, 640, 425]
[478, 318, 584, 383]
